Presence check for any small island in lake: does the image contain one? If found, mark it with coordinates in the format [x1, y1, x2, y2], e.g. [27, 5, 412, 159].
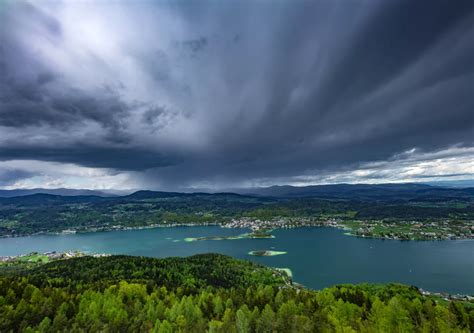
[248, 250, 287, 256]
[184, 231, 275, 242]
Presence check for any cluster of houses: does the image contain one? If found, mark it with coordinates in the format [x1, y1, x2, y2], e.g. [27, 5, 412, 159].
[419, 288, 474, 302]
[222, 217, 329, 231]
[0, 250, 110, 263]
[353, 219, 473, 240]
[221, 217, 473, 240]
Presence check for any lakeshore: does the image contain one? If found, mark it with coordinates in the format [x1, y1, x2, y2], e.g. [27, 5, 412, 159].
[222, 217, 474, 241]
[0, 250, 111, 269]
[0, 222, 221, 239]
[1, 211, 472, 242]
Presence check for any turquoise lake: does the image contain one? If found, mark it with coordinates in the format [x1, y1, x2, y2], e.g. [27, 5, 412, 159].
[1, 226, 473, 294]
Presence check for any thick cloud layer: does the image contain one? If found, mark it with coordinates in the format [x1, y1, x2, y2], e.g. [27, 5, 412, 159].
[0, 0, 473, 189]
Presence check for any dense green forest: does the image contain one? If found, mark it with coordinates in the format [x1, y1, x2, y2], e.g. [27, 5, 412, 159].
[0, 186, 473, 237]
[0, 254, 473, 332]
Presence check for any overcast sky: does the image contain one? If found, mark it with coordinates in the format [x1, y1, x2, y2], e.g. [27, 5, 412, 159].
[0, 0, 473, 190]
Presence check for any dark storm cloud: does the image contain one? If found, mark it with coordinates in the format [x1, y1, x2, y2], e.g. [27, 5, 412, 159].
[0, 79, 129, 132]
[0, 0, 473, 189]
[141, 105, 182, 133]
[0, 168, 35, 186]
[304, 0, 474, 114]
[0, 145, 178, 171]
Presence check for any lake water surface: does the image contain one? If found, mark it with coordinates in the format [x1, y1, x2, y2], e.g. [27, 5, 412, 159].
[1, 226, 473, 294]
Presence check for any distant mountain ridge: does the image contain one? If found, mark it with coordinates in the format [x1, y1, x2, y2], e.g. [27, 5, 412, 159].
[0, 190, 263, 206]
[125, 190, 250, 200]
[0, 188, 115, 198]
[236, 183, 474, 200]
[0, 183, 472, 202]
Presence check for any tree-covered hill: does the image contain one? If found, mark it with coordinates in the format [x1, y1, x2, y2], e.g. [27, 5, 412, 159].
[4, 254, 286, 291]
[240, 183, 474, 200]
[0, 254, 473, 332]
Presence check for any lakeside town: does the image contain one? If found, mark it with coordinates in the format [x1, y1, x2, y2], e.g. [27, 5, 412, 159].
[420, 289, 474, 303]
[222, 217, 474, 241]
[349, 219, 474, 240]
[0, 250, 110, 266]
